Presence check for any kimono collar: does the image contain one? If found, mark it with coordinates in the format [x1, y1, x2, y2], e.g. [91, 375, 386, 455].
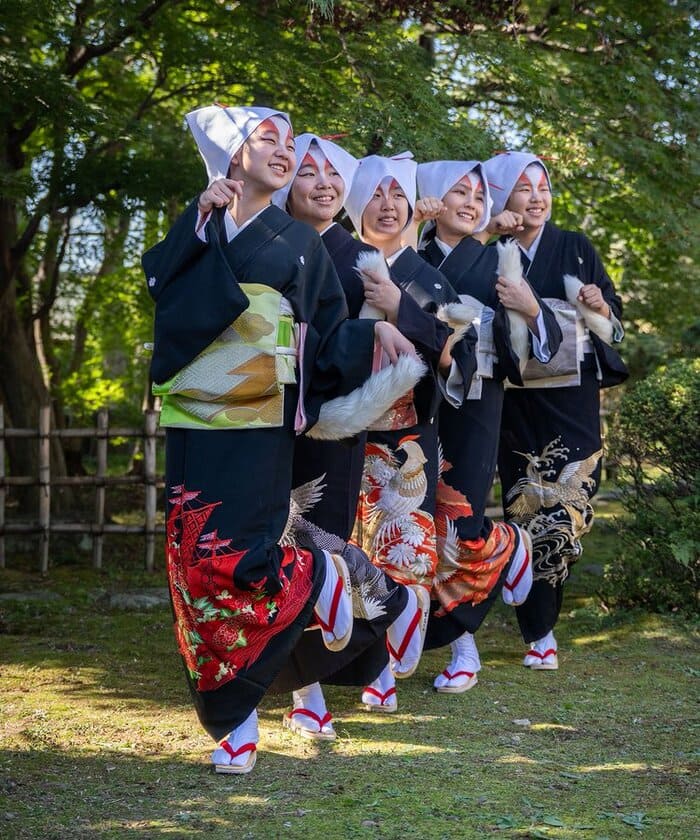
[271, 133, 358, 211]
[186, 104, 292, 184]
[482, 151, 552, 217]
[345, 152, 417, 236]
[417, 160, 492, 233]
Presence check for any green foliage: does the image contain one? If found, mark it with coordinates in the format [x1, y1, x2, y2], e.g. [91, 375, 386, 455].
[604, 357, 700, 613]
[0, 0, 697, 443]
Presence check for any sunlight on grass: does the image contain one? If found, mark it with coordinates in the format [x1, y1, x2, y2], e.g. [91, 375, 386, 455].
[578, 762, 659, 773]
[572, 632, 612, 646]
[495, 754, 539, 765]
[530, 723, 578, 732]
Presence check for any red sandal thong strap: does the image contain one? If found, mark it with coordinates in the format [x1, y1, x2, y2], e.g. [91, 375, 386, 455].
[362, 686, 397, 705]
[386, 607, 422, 662]
[289, 707, 333, 731]
[441, 669, 475, 681]
[526, 648, 557, 659]
[219, 741, 256, 761]
[314, 576, 344, 633]
[504, 551, 530, 591]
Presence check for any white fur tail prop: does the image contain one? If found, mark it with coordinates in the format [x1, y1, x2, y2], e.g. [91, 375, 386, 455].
[437, 298, 481, 347]
[563, 274, 613, 344]
[496, 239, 529, 371]
[308, 354, 427, 440]
[355, 250, 389, 320]
[496, 238, 523, 285]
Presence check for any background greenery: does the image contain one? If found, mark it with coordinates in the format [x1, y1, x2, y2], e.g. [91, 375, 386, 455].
[0, 0, 697, 447]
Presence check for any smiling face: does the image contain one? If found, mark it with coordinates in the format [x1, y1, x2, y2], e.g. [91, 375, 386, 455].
[505, 163, 551, 236]
[360, 178, 410, 253]
[231, 116, 296, 195]
[435, 172, 485, 246]
[287, 147, 345, 231]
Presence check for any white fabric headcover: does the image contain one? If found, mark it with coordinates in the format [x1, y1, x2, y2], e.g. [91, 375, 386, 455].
[185, 104, 292, 184]
[481, 152, 552, 217]
[344, 153, 417, 236]
[417, 160, 492, 234]
[271, 133, 358, 209]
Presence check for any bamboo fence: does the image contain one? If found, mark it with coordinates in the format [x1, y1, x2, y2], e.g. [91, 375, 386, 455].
[0, 405, 164, 573]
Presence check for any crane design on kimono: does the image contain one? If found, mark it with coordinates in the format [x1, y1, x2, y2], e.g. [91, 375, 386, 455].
[364, 436, 428, 543]
[505, 437, 602, 524]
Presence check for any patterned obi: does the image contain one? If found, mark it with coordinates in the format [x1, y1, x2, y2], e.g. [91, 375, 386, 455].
[154, 283, 298, 430]
[508, 300, 587, 390]
[467, 304, 497, 400]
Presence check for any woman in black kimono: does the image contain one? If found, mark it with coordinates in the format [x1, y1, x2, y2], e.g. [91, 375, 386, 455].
[414, 159, 561, 692]
[344, 153, 477, 710]
[144, 105, 419, 772]
[267, 134, 421, 739]
[483, 151, 627, 670]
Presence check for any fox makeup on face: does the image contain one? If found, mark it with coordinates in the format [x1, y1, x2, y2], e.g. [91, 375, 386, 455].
[504, 164, 551, 238]
[230, 116, 296, 194]
[436, 173, 486, 246]
[287, 149, 345, 230]
[360, 178, 410, 252]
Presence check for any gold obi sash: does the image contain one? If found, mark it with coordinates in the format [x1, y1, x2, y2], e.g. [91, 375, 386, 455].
[506, 299, 585, 390]
[154, 283, 297, 430]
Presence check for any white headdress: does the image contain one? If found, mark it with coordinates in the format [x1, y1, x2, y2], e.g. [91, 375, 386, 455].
[344, 153, 416, 236]
[185, 104, 292, 184]
[271, 133, 358, 210]
[416, 160, 492, 234]
[481, 152, 552, 217]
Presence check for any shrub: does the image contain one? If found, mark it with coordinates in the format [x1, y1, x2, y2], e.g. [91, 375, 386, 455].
[603, 357, 700, 614]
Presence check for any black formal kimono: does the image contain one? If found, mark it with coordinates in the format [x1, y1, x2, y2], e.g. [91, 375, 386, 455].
[144, 201, 378, 740]
[418, 235, 560, 648]
[496, 222, 627, 642]
[272, 223, 409, 692]
[353, 246, 476, 595]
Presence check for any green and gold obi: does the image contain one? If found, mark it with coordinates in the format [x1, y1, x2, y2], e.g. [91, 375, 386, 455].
[154, 283, 297, 430]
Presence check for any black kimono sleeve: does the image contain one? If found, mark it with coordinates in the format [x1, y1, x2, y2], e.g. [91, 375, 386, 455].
[143, 201, 249, 385]
[295, 237, 376, 428]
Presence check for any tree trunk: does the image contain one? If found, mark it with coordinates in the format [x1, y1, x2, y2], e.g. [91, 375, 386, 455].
[0, 283, 70, 512]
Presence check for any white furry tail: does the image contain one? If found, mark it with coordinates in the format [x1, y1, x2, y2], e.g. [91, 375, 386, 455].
[496, 238, 523, 285]
[563, 274, 613, 344]
[355, 250, 389, 320]
[496, 238, 530, 372]
[308, 354, 427, 441]
[437, 298, 481, 348]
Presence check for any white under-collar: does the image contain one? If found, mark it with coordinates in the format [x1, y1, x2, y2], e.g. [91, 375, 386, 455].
[386, 245, 409, 266]
[319, 221, 337, 237]
[434, 236, 453, 257]
[224, 204, 269, 242]
[518, 226, 545, 263]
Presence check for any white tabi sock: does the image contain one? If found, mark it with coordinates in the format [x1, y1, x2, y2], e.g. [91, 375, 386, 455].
[313, 551, 353, 649]
[533, 630, 557, 654]
[289, 682, 334, 736]
[502, 524, 534, 606]
[387, 585, 427, 677]
[211, 708, 259, 768]
[433, 631, 481, 690]
[362, 662, 397, 710]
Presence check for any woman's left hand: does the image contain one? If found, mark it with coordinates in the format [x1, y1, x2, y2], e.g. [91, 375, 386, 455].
[495, 275, 540, 319]
[578, 284, 611, 317]
[362, 268, 401, 323]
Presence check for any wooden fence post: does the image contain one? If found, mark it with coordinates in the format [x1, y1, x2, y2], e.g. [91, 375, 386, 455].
[93, 408, 109, 569]
[38, 404, 51, 574]
[144, 409, 158, 571]
[0, 404, 5, 569]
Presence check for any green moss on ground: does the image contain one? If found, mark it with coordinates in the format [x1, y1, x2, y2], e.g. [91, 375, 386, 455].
[1, 508, 698, 839]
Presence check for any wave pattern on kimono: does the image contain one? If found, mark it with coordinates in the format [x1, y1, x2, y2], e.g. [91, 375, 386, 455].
[432, 456, 514, 616]
[353, 438, 438, 589]
[505, 437, 601, 587]
[167, 484, 314, 693]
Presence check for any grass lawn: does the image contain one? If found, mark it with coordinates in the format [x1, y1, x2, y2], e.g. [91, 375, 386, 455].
[0, 504, 698, 839]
